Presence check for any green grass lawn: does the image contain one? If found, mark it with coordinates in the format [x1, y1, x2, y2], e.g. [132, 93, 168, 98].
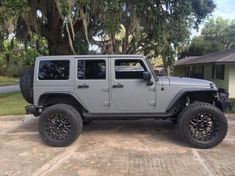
[0, 76, 19, 86]
[0, 91, 28, 116]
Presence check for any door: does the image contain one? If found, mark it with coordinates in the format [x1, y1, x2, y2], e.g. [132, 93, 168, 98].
[75, 58, 110, 113]
[111, 58, 156, 112]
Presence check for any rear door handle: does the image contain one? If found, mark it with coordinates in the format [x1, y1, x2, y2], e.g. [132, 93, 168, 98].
[77, 84, 89, 89]
[112, 83, 124, 88]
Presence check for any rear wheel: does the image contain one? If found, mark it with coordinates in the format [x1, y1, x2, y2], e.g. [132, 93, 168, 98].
[39, 104, 83, 147]
[178, 102, 228, 149]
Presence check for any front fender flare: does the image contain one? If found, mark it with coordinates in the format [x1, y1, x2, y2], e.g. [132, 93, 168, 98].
[166, 88, 217, 112]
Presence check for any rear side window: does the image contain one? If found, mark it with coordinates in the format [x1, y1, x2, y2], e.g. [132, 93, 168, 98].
[77, 60, 106, 80]
[38, 60, 70, 80]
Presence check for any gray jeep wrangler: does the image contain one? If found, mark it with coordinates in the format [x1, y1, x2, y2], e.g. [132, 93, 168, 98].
[20, 55, 232, 148]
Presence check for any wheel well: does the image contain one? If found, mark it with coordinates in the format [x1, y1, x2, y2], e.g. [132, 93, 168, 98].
[185, 91, 217, 103]
[38, 93, 88, 114]
[167, 90, 219, 115]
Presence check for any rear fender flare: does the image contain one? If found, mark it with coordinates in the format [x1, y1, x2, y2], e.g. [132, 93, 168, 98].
[38, 92, 88, 112]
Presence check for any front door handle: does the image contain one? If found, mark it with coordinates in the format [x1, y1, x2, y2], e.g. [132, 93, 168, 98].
[77, 84, 89, 89]
[112, 83, 124, 88]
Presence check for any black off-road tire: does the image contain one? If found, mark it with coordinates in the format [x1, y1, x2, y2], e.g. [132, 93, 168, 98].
[39, 104, 83, 147]
[20, 67, 34, 104]
[178, 102, 228, 149]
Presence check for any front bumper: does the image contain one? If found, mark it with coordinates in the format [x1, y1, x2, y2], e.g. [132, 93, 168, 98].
[220, 100, 233, 111]
[218, 89, 233, 111]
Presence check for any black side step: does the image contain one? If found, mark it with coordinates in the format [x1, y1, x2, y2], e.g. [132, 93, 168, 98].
[82, 112, 173, 120]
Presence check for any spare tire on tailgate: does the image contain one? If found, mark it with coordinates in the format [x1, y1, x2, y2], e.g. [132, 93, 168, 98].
[20, 67, 34, 104]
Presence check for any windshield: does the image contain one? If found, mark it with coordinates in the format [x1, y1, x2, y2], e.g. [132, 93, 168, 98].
[144, 57, 158, 81]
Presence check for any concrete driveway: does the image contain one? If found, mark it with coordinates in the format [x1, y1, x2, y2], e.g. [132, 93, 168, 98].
[0, 115, 235, 176]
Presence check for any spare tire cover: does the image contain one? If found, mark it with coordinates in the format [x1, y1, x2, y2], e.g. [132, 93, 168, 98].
[20, 67, 34, 104]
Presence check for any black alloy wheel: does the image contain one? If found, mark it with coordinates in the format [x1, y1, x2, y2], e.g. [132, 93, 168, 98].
[44, 113, 72, 142]
[189, 112, 218, 142]
[39, 104, 83, 147]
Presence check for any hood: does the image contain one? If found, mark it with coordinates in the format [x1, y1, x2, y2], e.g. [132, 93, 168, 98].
[159, 76, 217, 89]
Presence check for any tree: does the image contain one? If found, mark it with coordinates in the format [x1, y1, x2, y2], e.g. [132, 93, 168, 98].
[182, 17, 235, 57]
[0, 0, 90, 55]
[202, 17, 235, 50]
[91, 0, 215, 74]
[0, 0, 216, 74]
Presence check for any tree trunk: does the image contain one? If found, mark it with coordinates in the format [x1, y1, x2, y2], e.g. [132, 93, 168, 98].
[48, 40, 72, 55]
[162, 56, 171, 76]
[46, 24, 89, 55]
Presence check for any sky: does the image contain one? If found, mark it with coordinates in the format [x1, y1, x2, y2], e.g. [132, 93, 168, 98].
[212, 0, 235, 20]
[192, 0, 235, 36]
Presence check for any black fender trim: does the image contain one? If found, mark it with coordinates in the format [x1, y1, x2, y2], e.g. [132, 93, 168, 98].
[38, 93, 88, 112]
[166, 88, 217, 112]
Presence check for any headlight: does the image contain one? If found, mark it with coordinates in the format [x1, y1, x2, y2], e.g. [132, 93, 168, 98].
[210, 83, 216, 89]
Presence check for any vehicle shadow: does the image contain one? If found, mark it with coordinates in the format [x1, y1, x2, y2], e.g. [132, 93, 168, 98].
[82, 119, 188, 147]
[11, 117, 188, 147]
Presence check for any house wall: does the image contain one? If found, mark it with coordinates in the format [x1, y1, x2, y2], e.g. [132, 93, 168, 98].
[174, 64, 233, 97]
[174, 66, 185, 76]
[229, 65, 235, 98]
[203, 64, 211, 80]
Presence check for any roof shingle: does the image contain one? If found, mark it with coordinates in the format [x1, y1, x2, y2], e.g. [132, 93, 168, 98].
[175, 48, 235, 66]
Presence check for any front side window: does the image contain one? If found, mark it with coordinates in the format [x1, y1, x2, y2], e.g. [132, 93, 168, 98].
[38, 60, 70, 80]
[115, 59, 147, 79]
[77, 60, 106, 80]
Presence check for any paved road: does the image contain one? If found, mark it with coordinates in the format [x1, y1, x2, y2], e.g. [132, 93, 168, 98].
[0, 114, 235, 176]
[0, 85, 20, 94]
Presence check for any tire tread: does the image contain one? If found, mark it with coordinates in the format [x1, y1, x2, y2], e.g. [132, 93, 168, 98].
[178, 102, 228, 149]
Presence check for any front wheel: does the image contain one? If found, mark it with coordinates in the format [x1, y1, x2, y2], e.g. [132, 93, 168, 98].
[39, 104, 83, 147]
[178, 102, 228, 149]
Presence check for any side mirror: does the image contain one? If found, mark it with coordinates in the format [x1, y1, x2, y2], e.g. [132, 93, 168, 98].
[143, 71, 153, 86]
